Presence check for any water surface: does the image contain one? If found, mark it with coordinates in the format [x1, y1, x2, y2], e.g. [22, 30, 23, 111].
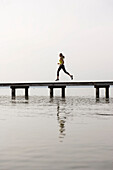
[0, 94, 113, 170]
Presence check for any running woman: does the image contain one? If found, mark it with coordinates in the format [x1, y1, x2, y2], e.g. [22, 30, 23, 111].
[55, 53, 73, 81]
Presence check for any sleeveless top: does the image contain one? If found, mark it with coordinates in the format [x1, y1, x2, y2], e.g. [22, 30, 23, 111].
[59, 57, 64, 65]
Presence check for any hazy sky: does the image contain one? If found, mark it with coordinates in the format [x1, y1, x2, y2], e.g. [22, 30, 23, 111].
[0, 0, 113, 82]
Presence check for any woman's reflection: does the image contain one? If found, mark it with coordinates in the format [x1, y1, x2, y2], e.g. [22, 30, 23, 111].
[49, 97, 74, 142]
[57, 100, 66, 142]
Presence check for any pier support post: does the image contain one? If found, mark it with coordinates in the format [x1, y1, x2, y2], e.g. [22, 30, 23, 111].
[25, 87, 29, 99]
[62, 87, 65, 98]
[10, 86, 29, 99]
[106, 86, 109, 99]
[96, 87, 99, 99]
[50, 87, 53, 98]
[12, 87, 16, 99]
[94, 85, 110, 99]
[48, 86, 66, 98]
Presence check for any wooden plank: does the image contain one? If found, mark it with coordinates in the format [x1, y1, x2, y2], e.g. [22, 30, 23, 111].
[94, 85, 110, 88]
[10, 85, 29, 89]
[48, 86, 66, 88]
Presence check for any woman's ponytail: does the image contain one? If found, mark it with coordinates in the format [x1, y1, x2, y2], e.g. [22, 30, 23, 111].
[59, 53, 65, 58]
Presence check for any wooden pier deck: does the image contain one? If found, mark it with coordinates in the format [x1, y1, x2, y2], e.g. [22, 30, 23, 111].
[0, 81, 113, 99]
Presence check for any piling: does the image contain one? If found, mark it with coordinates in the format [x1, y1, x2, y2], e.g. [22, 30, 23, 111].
[106, 86, 109, 99]
[96, 87, 99, 98]
[62, 87, 65, 98]
[25, 87, 29, 99]
[50, 87, 53, 98]
[12, 87, 16, 99]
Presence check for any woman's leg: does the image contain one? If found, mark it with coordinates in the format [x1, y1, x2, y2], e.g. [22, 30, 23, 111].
[62, 65, 73, 80]
[56, 65, 62, 80]
[62, 65, 70, 75]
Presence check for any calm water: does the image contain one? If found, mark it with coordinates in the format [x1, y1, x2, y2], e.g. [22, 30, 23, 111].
[0, 88, 113, 170]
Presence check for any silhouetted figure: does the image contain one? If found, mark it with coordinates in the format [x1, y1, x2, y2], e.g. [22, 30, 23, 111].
[55, 53, 73, 81]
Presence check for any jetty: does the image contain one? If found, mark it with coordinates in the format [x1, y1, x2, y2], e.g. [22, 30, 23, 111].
[0, 81, 113, 99]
